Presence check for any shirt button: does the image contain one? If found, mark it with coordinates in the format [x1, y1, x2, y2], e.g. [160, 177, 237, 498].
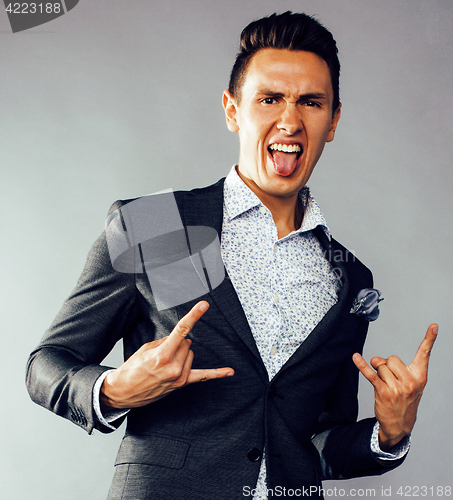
[271, 346, 277, 356]
[273, 293, 279, 303]
[273, 243, 278, 254]
[259, 206, 267, 215]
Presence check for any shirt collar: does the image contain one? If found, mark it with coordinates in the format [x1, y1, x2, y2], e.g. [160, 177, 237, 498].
[224, 166, 332, 240]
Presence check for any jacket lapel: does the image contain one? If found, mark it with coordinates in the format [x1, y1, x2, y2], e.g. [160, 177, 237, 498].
[177, 179, 264, 365]
[277, 226, 359, 373]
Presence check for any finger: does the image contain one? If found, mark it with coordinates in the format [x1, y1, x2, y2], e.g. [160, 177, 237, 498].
[187, 367, 235, 384]
[144, 336, 170, 350]
[173, 338, 193, 366]
[142, 336, 190, 354]
[353, 353, 385, 390]
[369, 356, 394, 384]
[175, 348, 195, 385]
[372, 360, 400, 388]
[165, 301, 210, 352]
[410, 323, 438, 373]
[370, 356, 387, 370]
[371, 355, 406, 381]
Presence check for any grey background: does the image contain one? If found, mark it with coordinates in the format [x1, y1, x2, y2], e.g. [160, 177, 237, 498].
[1, 0, 451, 498]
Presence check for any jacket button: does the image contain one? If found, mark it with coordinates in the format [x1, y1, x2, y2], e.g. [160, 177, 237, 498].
[247, 448, 262, 462]
[267, 386, 284, 399]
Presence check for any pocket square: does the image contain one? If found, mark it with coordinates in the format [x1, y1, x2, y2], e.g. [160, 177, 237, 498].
[350, 288, 383, 321]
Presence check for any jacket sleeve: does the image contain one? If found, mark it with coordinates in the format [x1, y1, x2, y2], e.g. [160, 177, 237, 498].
[311, 331, 407, 480]
[26, 224, 138, 434]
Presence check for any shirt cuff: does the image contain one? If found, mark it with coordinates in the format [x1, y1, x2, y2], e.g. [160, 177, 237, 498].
[370, 421, 411, 460]
[93, 369, 130, 430]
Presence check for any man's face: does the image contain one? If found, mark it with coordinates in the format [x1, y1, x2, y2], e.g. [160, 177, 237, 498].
[223, 48, 341, 203]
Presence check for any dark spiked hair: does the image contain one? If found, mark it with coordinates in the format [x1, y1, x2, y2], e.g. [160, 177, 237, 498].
[228, 12, 340, 113]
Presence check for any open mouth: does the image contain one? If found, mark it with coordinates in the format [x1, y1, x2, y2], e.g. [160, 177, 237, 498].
[268, 143, 302, 176]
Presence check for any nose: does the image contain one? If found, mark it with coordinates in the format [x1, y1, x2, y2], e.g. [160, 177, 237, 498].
[277, 103, 303, 135]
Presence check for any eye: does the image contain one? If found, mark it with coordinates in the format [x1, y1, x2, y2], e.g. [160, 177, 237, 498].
[303, 100, 321, 108]
[261, 97, 278, 105]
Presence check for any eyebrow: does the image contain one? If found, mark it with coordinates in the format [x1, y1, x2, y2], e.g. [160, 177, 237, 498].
[257, 89, 328, 101]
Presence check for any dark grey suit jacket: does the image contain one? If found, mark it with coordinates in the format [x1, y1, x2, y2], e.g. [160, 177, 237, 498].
[26, 178, 404, 499]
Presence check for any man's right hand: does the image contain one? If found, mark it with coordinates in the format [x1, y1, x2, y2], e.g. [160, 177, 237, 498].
[100, 301, 235, 410]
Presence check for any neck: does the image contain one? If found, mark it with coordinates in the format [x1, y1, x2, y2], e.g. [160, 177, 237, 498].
[236, 169, 303, 238]
[267, 195, 303, 239]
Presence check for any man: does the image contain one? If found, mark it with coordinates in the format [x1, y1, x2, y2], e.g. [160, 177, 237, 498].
[26, 12, 437, 499]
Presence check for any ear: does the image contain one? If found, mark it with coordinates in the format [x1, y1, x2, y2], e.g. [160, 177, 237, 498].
[222, 90, 240, 133]
[326, 103, 341, 143]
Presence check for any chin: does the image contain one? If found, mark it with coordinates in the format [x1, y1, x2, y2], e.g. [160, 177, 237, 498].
[265, 181, 303, 198]
[267, 168, 306, 188]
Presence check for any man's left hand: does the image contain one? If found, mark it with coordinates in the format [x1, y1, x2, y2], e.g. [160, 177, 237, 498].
[353, 323, 438, 452]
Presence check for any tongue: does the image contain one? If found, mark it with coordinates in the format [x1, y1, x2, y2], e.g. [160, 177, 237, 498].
[271, 151, 298, 176]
